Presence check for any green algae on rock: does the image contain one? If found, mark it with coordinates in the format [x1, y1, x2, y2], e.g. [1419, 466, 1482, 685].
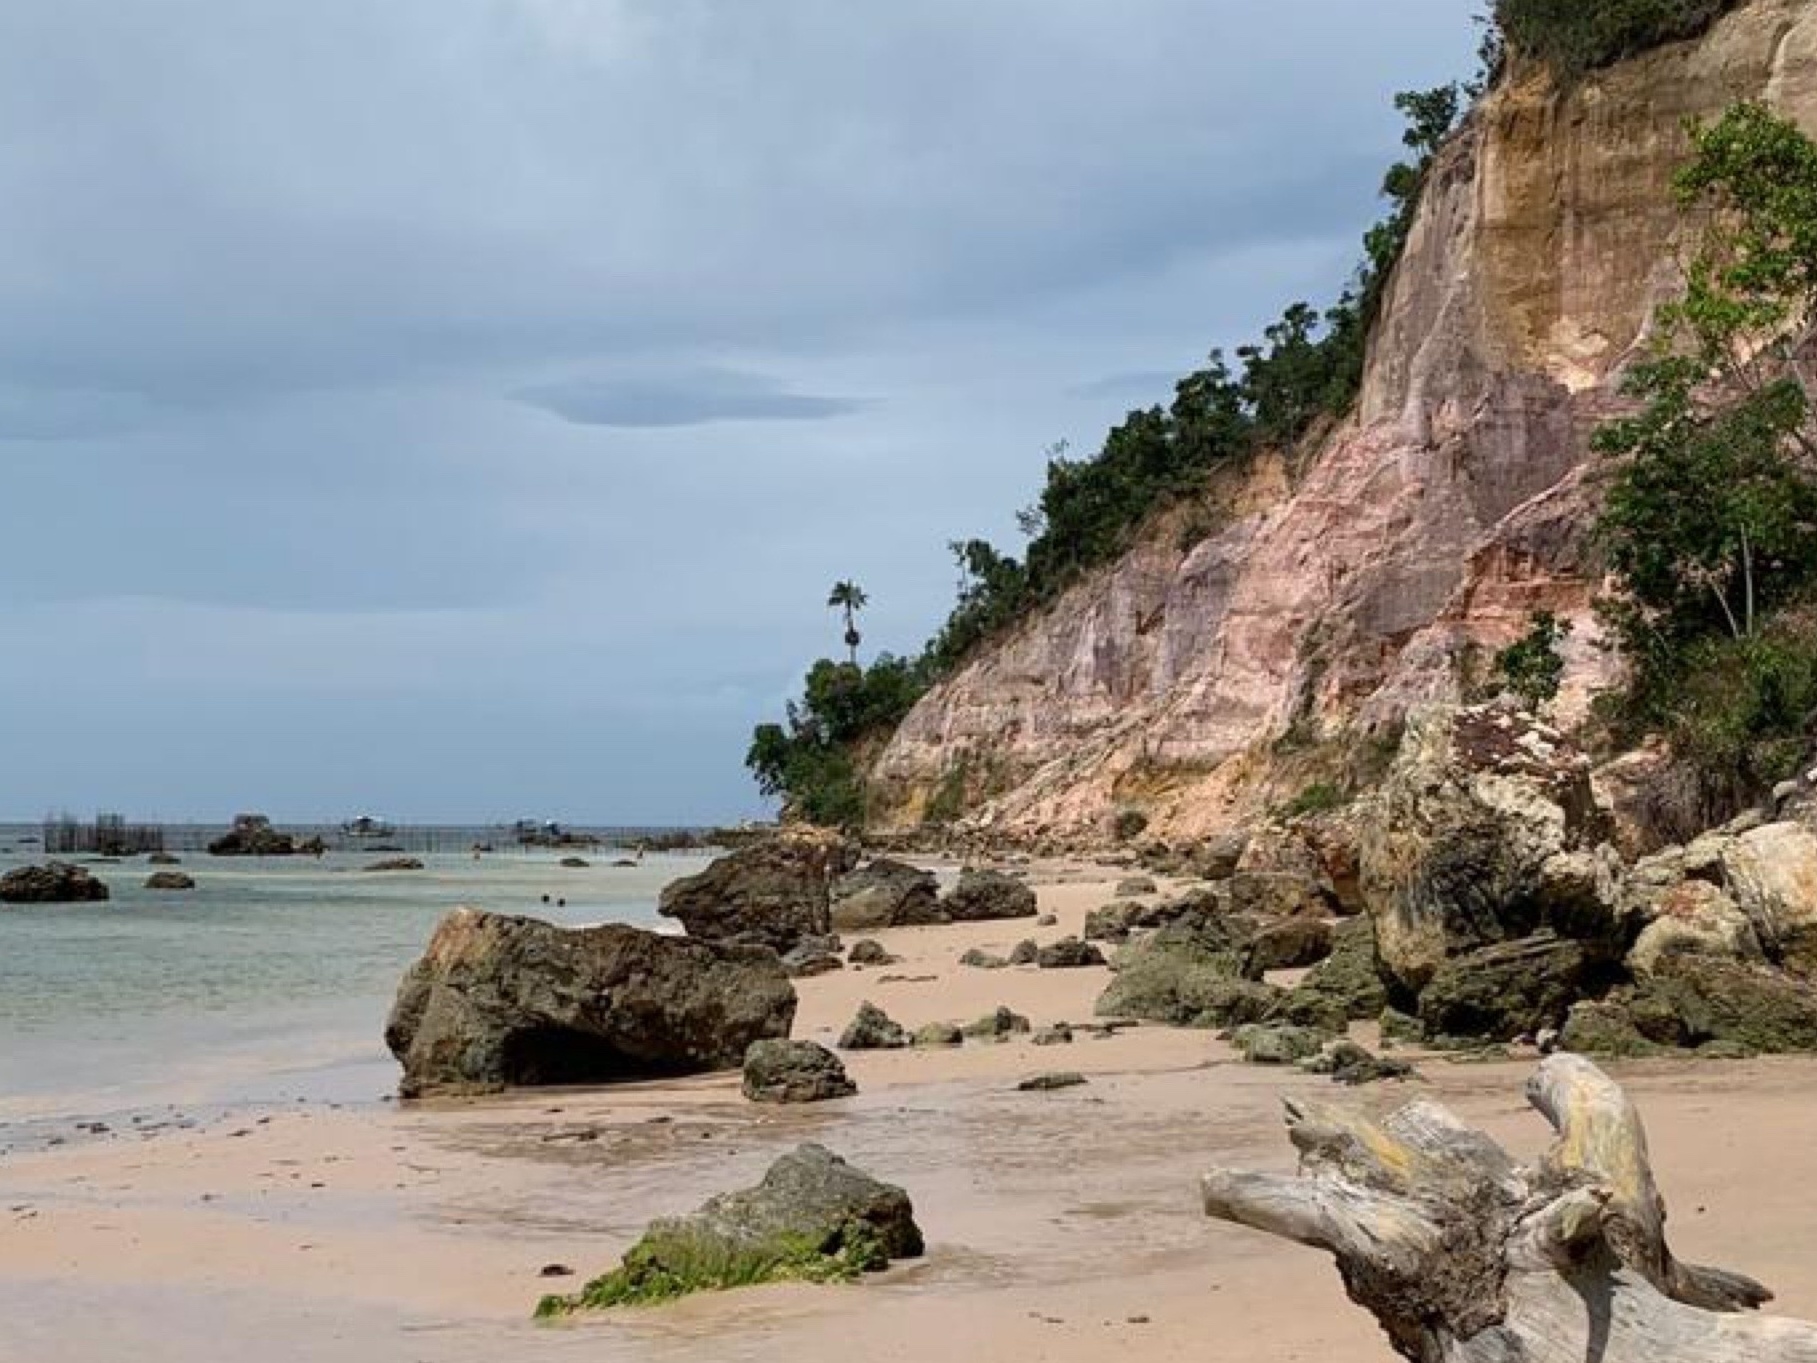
[537, 1144, 921, 1317]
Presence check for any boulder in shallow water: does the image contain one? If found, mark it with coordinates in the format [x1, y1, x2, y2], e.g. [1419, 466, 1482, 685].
[363, 857, 424, 873]
[144, 871, 196, 891]
[0, 862, 109, 904]
[207, 813, 307, 857]
[741, 1040, 857, 1104]
[941, 868, 1038, 922]
[657, 828, 856, 954]
[385, 908, 796, 1097]
[537, 1143, 921, 1314]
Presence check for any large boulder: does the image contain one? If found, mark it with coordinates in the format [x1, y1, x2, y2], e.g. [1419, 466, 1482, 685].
[0, 862, 109, 904]
[1360, 705, 1609, 1000]
[1242, 917, 1334, 976]
[385, 909, 796, 1097]
[658, 828, 857, 954]
[1719, 821, 1817, 974]
[838, 1001, 909, 1050]
[1035, 936, 1105, 969]
[830, 859, 945, 932]
[1288, 918, 1388, 1020]
[538, 1144, 922, 1314]
[1628, 954, 1817, 1053]
[144, 871, 197, 891]
[1416, 933, 1592, 1042]
[742, 1040, 857, 1104]
[940, 868, 1038, 922]
[1626, 879, 1765, 977]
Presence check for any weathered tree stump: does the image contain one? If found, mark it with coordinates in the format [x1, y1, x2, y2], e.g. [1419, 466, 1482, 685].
[1202, 1053, 1817, 1361]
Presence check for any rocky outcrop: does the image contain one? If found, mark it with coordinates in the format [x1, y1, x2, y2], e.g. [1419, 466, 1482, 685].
[0, 862, 109, 903]
[657, 828, 857, 954]
[742, 1040, 857, 1104]
[207, 813, 322, 857]
[829, 859, 944, 931]
[865, 0, 1817, 842]
[538, 1144, 922, 1314]
[385, 909, 796, 1097]
[1361, 704, 1610, 999]
[940, 868, 1038, 922]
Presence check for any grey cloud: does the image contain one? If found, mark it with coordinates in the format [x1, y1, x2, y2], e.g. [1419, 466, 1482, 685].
[515, 368, 865, 429]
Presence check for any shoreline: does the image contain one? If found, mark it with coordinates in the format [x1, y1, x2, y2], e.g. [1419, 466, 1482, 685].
[8, 858, 1817, 1361]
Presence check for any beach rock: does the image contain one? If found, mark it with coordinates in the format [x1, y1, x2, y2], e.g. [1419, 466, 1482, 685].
[1008, 938, 1039, 965]
[1035, 912, 1059, 927]
[1032, 1024, 1074, 1046]
[1225, 871, 1332, 922]
[143, 871, 196, 891]
[1083, 901, 1141, 943]
[1299, 1039, 1415, 1085]
[1035, 937, 1105, 969]
[1719, 821, 1817, 974]
[1232, 1022, 1327, 1066]
[657, 828, 857, 955]
[1558, 998, 1666, 1058]
[0, 862, 109, 904]
[1416, 933, 1591, 1042]
[1242, 917, 1333, 977]
[1017, 1072, 1086, 1092]
[829, 859, 944, 931]
[1193, 830, 1250, 880]
[838, 1002, 909, 1050]
[363, 857, 424, 872]
[1628, 954, 1817, 1053]
[1378, 1007, 1423, 1046]
[781, 943, 845, 978]
[1626, 880, 1764, 978]
[741, 1040, 857, 1104]
[911, 1021, 963, 1048]
[940, 869, 1038, 922]
[207, 813, 308, 857]
[559, 856, 590, 869]
[1114, 876, 1158, 898]
[962, 1006, 1031, 1041]
[1360, 705, 1608, 1000]
[959, 948, 1009, 970]
[146, 852, 181, 866]
[1289, 918, 1387, 1021]
[847, 939, 897, 967]
[538, 1143, 922, 1315]
[385, 908, 796, 1097]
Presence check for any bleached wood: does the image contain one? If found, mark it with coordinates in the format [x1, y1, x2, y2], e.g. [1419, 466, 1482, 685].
[1202, 1055, 1817, 1362]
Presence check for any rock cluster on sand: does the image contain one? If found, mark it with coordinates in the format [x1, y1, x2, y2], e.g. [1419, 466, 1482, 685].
[537, 1144, 922, 1315]
[144, 871, 197, 891]
[741, 1040, 857, 1104]
[207, 814, 323, 857]
[830, 859, 944, 931]
[385, 908, 796, 1096]
[0, 862, 109, 904]
[847, 939, 897, 967]
[941, 868, 1038, 922]
[658, 828, 856, 954]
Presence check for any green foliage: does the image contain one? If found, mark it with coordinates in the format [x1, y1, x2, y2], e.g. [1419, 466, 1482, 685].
[1493, 610, 1572, 709]
[1493, 0, 1739, 78]
[1112, 807, 1150, 842]
[745, 654, 926, 828]
[536, 1223, 886, 1317]
[1595, 105, 1817, 812]
[1279, 782, 1349, 819]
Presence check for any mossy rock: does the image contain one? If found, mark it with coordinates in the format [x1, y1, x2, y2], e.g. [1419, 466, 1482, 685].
[1558, 999, 1668, 1059]
[1631, 955, 1817, 1053]
[1417, 934, 1591, 1042]
[538, 1144, 921, 1316]
[1231, 1023, 1328, 1066]
[1293, 918, 1388, 1021]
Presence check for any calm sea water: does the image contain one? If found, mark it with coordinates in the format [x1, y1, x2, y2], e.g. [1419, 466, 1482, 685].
[0, 836, 709, 1121]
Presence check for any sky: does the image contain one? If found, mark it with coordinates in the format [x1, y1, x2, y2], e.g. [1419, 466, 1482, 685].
[0, 0, 1481, 826]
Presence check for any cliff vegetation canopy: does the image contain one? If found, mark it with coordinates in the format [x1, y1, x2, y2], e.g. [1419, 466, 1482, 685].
[1494, 0, 1742, 76]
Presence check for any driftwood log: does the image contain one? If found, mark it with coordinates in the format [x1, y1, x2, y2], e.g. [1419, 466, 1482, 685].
[1202, 1053, 1817, 1361]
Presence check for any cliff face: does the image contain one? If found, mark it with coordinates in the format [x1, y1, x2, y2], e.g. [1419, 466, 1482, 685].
[869, 0, 1817, 842]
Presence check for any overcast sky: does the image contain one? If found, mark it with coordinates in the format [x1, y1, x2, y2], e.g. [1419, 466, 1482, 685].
[0, 1, 1479, 825]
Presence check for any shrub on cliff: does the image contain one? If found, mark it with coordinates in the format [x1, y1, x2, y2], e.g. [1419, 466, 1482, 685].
[1495, 0, 1741, 78]
[1596, 105, 1817, 815]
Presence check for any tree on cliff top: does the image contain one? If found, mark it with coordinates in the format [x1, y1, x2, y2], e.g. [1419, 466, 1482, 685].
[1494, 0, 1742, 78]
[827, 580, 868, 665]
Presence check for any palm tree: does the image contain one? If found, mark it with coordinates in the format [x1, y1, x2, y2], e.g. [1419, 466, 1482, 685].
[827, 580, 868, 665]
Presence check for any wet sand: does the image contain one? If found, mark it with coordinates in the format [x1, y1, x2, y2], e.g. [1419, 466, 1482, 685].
[6, 862, 1817, 1362]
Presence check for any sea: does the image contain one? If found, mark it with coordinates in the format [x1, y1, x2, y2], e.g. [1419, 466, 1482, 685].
[0, 825, 712, 1124]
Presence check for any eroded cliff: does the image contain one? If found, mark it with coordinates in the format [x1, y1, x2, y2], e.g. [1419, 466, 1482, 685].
[868, 0, 1817, 842]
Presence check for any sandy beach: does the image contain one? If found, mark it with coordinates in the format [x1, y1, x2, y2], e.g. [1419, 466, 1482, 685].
[6, 861, 1817, 1362]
